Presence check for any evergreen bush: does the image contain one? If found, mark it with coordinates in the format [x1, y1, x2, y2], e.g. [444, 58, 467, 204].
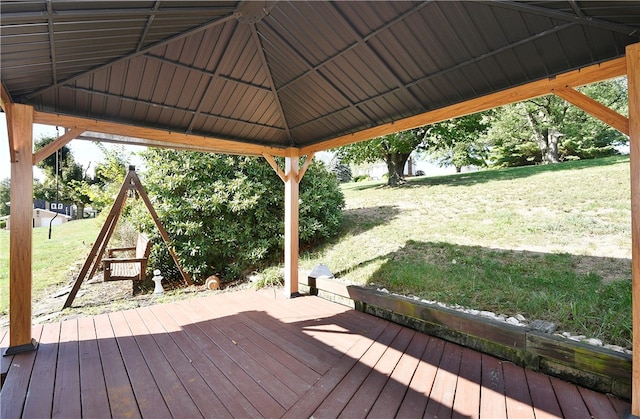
[129, 151, 344, 284]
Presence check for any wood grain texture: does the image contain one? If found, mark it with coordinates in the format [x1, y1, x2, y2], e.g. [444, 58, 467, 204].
[8, 103, 34, 348]
[627, 41, 640, 417]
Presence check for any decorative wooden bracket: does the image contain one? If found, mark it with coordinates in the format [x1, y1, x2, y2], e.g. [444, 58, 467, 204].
[262, 152, 316, 183]
[553, 87, 629, 135]
[32, 128, 85, 165]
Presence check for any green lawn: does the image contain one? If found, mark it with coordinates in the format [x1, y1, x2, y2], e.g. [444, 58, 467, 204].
[0, 218, 101, 315]
[301, 155, 632, 348]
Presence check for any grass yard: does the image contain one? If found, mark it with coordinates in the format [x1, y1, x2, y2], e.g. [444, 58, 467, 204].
[0, 218, 102, 315]
[301, 155, 632, 348]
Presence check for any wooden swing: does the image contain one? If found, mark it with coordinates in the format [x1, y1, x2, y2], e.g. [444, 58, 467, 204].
[63, 166, 192, 309]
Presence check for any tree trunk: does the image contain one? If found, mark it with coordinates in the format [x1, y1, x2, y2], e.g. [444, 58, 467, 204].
[455, 165, 462, 173]
[75, 203, 84, 220]
[525, 111, 559, 164]
[385, 153, 410, 186]
[546, 128, 560, 163]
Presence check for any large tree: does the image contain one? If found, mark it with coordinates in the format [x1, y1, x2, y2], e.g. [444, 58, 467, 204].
[82, 143, 130, 213]
[336, 128, 427, 186]
[486, 77, 628, 167]
[33, 136, 92, 219]
[423, 112, 492, 172]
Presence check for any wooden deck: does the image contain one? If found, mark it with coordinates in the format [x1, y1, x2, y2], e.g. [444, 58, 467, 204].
[0, 289, 630, 418]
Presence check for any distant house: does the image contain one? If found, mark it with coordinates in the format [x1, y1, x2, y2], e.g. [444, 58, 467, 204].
[33, 198, 73, 216]
[4, 201, 72, 230]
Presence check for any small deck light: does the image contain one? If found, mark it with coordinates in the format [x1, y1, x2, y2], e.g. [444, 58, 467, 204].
[308, 263, 334, 279]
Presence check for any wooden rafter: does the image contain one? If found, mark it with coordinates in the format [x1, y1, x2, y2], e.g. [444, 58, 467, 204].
[250, 23, 293, 144]
[300, 57, 628, 155]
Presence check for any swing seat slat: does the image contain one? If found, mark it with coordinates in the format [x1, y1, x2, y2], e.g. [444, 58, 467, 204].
[102, 234, 151, 281]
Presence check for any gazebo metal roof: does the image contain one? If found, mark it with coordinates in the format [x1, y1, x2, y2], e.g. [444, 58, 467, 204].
[2, 1, 639, 153]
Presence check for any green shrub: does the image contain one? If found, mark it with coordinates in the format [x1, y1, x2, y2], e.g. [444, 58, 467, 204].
[250, 266, 284, 289]
[129, 151, 344, 284]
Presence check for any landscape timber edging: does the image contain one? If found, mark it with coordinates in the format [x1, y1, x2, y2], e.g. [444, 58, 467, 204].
[299, 275, 631, 400]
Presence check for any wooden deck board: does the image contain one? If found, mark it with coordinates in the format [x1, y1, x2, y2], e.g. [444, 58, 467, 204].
[121, 309, 206, 418]
[502, 361, 536, 419]
[23, 322, 60, 418]
[452, 347, 482, 419]
[2, 325, 43, 419]
[367, 331, 430, 418]
[479, 353, 507, 418]
[0, 290, 631, 418]
[151, 302, 287, 417]
[140, 307, 259, 417]
[135, 305, 237, 418]
[52, 319, 81, 419]
[425, 341, 463, 418]
[338, 326, 416, 418]
[550, 376, 592, 419]
[283, 316, 389, 419]
[171, 300, 300, 410]
[395, 335, 445, 417]
[0, 328, 12, 387]
[77, 316, 111, 419]
[525, 368, 564, 418]
[93, 313, 141, 419]
[109, 310, 172, 418]
[312, 322, 403, 418]
[578, 386, 621, 418]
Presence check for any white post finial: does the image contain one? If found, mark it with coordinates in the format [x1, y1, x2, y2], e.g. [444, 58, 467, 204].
[152, 269, 164, 295]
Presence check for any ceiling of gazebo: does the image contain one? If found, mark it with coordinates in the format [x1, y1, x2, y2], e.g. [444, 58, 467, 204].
[1, 1, 640, 155]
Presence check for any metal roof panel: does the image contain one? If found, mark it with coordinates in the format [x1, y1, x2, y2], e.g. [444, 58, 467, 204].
[2, 1, 639, 149]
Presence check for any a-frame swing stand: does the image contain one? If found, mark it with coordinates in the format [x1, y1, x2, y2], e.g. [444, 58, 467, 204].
[63, 166, 192, 309]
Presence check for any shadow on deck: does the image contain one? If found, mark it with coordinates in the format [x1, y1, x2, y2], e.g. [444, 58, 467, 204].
[0, 289, 630, 418]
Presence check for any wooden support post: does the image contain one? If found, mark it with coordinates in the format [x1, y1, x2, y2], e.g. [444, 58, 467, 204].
[5, 103, 38, 355]
[628, 42, 640, 417]
[284, 155, 300, 298]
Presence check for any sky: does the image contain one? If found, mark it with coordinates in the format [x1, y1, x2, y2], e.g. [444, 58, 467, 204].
[0, 113, 144, 181]
[0, 112, 456, 181]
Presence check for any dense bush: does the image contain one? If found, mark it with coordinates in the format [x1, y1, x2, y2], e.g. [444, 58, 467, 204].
[129, 150, 344, 283]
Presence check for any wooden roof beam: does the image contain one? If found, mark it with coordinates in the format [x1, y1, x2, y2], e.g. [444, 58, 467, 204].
[301, 56, 627, 155]
[33, 111, 290, 157]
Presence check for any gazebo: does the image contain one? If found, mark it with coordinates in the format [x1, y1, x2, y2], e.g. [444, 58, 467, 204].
[2, 1, 640, 416]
